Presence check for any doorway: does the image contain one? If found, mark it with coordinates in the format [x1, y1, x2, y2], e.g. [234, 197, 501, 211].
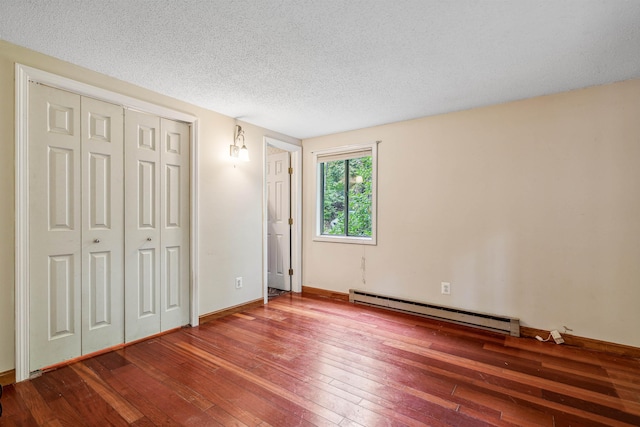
[266, 148, 291, 293]
[263, 137, 302, 303]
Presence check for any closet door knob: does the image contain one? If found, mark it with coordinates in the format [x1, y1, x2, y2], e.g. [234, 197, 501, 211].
[147, 237, 152, 241]
[94, 239, 100, 243]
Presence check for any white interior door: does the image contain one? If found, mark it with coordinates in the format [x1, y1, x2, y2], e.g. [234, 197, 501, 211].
[29, 83, 82, 370]
[18, 66, 197, 381]
[159, 118, 190, 331]
[28, 88, 190, 368]
[81, 97, 124, 354]
[124, 110, 161, 342]
[267, 151, 291, 291]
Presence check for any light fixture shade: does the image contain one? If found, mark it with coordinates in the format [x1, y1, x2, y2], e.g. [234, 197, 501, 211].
[239, 144, 250, 161]
[231, 124, 249, 161]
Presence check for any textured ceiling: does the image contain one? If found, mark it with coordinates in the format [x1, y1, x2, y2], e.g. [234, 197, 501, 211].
[1, 1, 640, 139]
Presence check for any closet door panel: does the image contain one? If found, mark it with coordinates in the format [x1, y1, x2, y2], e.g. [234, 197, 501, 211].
[160, 118, 190, 331]
[81, 97, 124, 354]
[125, 110, 161, 342]
[29, 83, 82, 371]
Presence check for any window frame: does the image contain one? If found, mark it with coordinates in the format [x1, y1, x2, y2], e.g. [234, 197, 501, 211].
[313, 142, 378, 245]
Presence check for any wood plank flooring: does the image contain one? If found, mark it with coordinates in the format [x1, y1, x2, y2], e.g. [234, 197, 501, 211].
[1, 293, 639, 426]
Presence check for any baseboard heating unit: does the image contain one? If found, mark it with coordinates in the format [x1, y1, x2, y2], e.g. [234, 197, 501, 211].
[349, 289, 520, 337]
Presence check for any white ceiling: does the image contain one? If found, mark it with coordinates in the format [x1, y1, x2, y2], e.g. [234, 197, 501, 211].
[1, 1, 639, 139]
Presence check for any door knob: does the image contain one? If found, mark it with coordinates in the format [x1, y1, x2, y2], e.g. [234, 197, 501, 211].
[147, 237, 152, 241]
[94, 238, 100, 243]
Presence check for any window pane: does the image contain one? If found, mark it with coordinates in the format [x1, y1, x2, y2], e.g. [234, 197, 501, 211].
[314, 142, 377, 244]
[322, 160, 345, 235]
[347, 156, 372, 237]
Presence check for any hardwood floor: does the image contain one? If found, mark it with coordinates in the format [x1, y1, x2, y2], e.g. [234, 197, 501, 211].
[1, 293, 639, 426]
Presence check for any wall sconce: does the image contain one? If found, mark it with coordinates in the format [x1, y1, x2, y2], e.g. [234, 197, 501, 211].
[230, 124, 249, 161]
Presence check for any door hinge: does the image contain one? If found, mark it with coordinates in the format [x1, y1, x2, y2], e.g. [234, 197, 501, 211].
[288, 268, 294, 276]
[288, 167, 293, 175]
[288, 218, 293, 225]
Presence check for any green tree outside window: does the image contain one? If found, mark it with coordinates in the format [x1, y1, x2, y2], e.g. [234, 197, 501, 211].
[321, 155, 372, 237]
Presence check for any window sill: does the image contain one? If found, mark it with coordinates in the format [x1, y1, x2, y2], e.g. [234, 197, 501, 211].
[313, 235, 377, 245]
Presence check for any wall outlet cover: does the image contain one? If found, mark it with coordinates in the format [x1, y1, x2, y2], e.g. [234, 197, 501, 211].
[441, 282, 451, 295]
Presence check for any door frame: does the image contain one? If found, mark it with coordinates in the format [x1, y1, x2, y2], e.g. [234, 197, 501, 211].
[14, 64, 200, 382]
[263, 137, 302, 303]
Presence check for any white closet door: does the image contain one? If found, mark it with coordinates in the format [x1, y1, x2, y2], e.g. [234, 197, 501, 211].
[267, 151, 291, 291]
[81, 97, 124, 354]
[160, 118, 190, 331]
[124, 110, 161, 342]
[29, 83, 82, 371]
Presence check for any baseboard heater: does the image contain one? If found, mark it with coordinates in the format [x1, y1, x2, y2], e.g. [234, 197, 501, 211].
[349, 289, 520, 337]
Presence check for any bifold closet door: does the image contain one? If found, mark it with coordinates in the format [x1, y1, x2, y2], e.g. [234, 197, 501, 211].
[159, 118, 190, 332]
[29, 84, 82, 370]
[80, 97, 125, 355]
[124, 110, 161, 342]
[124, 111, 190, 341]
[29, 84, 124, 371]
[28, 87, 190, 369]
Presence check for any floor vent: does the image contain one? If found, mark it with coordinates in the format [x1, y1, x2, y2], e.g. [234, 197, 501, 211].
[349, 289, 520, 337]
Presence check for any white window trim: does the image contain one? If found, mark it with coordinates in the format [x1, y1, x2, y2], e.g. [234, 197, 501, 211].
[313, 142, 378, 245]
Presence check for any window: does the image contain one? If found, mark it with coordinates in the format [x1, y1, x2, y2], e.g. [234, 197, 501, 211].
[313, 142, 378, 244]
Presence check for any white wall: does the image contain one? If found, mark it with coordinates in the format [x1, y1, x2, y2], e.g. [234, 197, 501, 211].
[196, 120, 299, 313]
[302, 79, 640, 348]
[0, 43, 16, 375]
[0, 40, 300, 375]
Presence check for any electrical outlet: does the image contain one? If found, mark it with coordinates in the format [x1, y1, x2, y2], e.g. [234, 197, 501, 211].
[441, 282, 451, 295]
[235, 277, 243, 289]
[550, 329, 564, 344]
